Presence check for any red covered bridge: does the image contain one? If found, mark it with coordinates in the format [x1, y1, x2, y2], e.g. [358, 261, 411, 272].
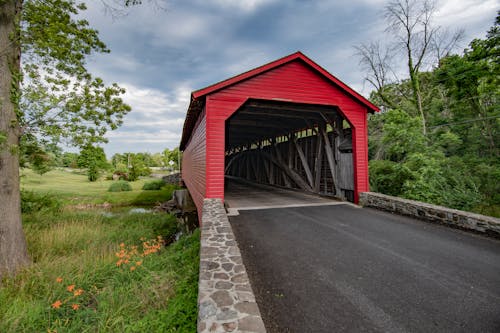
[179, 51, 379, 216]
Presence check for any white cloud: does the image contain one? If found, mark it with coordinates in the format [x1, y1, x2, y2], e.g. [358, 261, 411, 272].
[105, 129, 181, 143]
[103, 83, 192, 153]
[435, 0, 498, 40]
[436, 0, 498, 24]
[121, 83, 190, 115]
[210, 0, 278, 12]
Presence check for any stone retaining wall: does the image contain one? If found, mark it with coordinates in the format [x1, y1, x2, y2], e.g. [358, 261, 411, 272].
[197, 198, 266, 333]
[359, 192, 500, 237]
[162, 172, 181, 185]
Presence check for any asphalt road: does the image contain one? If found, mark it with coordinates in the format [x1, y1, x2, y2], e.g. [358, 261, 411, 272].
[229, 204, 500, 333]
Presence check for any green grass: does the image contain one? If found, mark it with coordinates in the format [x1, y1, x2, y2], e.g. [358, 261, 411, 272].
[21, 168, 176, 206]
[0, 168, 199, 332]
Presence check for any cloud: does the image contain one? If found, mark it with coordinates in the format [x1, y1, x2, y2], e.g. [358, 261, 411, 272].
[102, 83, 191, 155]
[435, 0, 498, 40]
[75, 0, 496, 156]
[204, 0, 279, 12]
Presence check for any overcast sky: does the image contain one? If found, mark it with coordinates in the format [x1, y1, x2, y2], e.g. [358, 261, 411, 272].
[79, 0, 498, 156]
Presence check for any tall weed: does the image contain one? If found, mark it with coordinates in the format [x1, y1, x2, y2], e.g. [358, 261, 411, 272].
[0, 210, 199, 332]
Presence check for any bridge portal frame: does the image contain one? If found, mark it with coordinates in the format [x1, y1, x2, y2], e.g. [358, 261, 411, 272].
[180, 52, 379, 216]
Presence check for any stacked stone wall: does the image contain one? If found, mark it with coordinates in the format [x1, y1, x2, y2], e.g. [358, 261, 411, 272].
[197, 198, 266, 333]
[162, 172, 181, 185]
[359, 192, 500, 237]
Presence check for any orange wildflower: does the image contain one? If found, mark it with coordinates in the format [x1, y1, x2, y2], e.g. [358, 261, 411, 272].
[67, 284, 75, 292]
[119, 242, 125, 247]
[135, 261, 142, 266]
[71, 304, 80, 310]
[73, 289, 84, 296]
[51, 300, 62, 309]
[130, 266, 136, 271]
[55, 277, 63, 283]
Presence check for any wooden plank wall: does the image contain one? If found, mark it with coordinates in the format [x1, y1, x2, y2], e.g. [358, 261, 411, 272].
[182, 109, 207, 216]
[225, 128, 354, 201]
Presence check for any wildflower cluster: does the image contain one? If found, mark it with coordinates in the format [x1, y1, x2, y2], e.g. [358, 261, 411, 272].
[115, 236, 163, 271]
[50, 277, 85, 311]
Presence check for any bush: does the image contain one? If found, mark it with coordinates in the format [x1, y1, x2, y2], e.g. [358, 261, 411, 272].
[108, 180, 132, 192]
[142, 180, 165, 191]
[21, 190, 62, 213]
[369, 160, 414, 196]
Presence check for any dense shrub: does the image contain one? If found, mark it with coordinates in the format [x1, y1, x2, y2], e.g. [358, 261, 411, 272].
[21, 190, 62, 213]
[369, 160, 414, 196]
[108, 180, 132, 192]
[142, 180, 165, 191]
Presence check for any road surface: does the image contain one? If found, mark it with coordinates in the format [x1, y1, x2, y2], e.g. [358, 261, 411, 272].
[229, 204, 500, 333]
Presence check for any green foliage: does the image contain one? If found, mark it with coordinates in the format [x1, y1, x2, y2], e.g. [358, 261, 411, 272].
[61, 152, 79, 168]
[18, 0, 131, 158]
[110, 153, 153, 180]
[129, 155, 152, 181]
[367, 14, 499, 216]
[20, 141, 54, 175]
[0, 206, 199, 332]
[434, 131, 462, 156]
[108, 180, 132, 192]
[142, 179, 166, 191]
[381, 109, 426, 162]
[77, 145, 110, 181]
[20, 190, 62, 213]
[162, 147, 182, 170]
[369, 160, 414, 196]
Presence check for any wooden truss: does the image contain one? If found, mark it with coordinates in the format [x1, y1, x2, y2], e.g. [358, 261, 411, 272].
[224, 100, 354, 201]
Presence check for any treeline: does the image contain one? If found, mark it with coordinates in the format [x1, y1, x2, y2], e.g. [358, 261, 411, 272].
[22, 143, 182, 182]
[363, 9, 499, 217]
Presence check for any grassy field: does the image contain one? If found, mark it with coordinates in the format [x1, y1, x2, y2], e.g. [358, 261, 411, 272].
[21, 169, 177, 206]
[1, 169, 199, 332]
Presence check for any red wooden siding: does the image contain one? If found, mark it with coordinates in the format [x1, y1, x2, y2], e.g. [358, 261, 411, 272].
[203, 60, 370, 202]
[181, 109, 206, 215]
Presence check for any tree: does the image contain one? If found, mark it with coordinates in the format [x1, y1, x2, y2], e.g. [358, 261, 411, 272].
[357, 0, 463, 134]
[62, 152, 79, 168]
[435, 12, 499, 157]
[355, 42, 397, 110]
[128, 154, 151, 181]
[0, 0, 132, 279]
[77, 145, 110, 181]
[162, 147, 181, 171]
[20, 137, 54, 175]
[0, 1, 30, 278]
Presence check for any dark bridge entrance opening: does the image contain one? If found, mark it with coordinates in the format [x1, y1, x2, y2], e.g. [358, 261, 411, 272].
[224, 99, 355, 201]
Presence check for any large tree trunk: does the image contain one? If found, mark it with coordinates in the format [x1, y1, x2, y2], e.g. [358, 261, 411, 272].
[0, 0, 30, 280]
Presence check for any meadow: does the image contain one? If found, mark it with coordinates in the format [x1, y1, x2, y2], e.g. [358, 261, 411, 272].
[20, 169, 177, 206]
[0, 169, 199, 332]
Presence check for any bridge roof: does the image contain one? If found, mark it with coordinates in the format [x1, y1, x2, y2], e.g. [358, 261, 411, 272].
[180, 51, 378, 150]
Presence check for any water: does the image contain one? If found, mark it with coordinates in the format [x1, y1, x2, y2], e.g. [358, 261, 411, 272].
[100, 207, 153, 217]
[128, 207, 151, 214]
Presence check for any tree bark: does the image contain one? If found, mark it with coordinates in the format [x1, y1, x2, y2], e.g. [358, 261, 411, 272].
[409, 66, 427, 135]
[0, 0, 30, 280]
